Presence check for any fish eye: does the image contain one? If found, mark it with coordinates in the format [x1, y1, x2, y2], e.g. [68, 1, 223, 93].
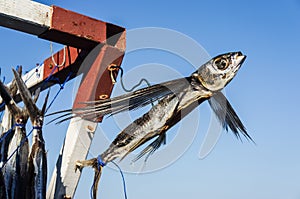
[213, 57, 229, 70]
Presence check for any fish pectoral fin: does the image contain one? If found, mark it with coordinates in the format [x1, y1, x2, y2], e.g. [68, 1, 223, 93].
[132, 132, 167, 163]
[209, 91, 254, 142]
[47, 78, 190, 123]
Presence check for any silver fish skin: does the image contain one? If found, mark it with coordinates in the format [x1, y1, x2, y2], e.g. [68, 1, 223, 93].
[75, 52, 250, 199]
[12, 69, 49, 199]
[26, 112, 48, 199]
[27, 128, 47, 199]
[4, 125, 29, 199]
[2, 123, 30, 199]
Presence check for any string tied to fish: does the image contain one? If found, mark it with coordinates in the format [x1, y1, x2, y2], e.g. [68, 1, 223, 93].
[90, 155, 128, 199]
[111, 161, 128, 199]
[15, 123, 25, 128]
[96, 155, 106, 168]
[90, 155, 106, 199]
[32, 126, 42, 130]
[0, 124, 25, 147]
[40, 64, 73, 113]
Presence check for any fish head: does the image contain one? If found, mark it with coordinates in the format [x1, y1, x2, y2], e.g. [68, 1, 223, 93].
[33, 114, 44, 127]
[193, 52, 246, 91]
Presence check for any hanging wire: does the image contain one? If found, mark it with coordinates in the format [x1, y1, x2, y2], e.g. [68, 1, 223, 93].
[108, 64, 154, 107]
[45, 71, 72, 113]
[108, 64, 152, 93]
[89, 157, 128, 199]
[50, 42, 66, 68]
[111, 161, 128, 199]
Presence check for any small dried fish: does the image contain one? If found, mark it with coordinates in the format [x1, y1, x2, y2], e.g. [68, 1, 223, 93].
[12, 69, 49, 199]
[0, 67, 41, 199]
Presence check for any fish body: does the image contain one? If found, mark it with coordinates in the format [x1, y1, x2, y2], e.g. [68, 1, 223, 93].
[101, 83, 212, 163]
[4, 124, 29, 199]
[27, 128, 47, 199]
[73, 52, 251, 199]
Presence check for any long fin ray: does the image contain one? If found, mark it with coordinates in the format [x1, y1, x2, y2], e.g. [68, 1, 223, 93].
[48, 78, 191, 123]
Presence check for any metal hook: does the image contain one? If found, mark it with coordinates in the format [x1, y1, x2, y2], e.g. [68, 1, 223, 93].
[108, 64, 119, 84]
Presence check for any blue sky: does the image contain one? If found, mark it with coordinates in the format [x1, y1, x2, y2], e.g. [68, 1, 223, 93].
[1, 0, 300, 199]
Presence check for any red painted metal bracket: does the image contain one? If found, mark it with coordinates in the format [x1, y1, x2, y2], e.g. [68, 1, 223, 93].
[39, 6, 125, 50]
[1, 3, 126, 118]
[41, 6, 126, 121]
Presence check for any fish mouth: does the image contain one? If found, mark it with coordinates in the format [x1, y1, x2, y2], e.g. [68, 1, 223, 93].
[236, 51, 246, 65]
[234, 52, 246, 72]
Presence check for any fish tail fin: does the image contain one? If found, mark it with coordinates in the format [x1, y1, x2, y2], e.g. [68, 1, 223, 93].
[92, 167, 103, 199]
[75, 157, 105, 199]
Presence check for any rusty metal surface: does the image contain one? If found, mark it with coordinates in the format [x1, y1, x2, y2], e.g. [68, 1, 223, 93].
[73, 45, 125, 121]
[39, 6, 125, 50]
[43, 46, 83, 82]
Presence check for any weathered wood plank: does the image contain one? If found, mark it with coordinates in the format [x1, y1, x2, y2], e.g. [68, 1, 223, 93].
[0, 0, 51, 35]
